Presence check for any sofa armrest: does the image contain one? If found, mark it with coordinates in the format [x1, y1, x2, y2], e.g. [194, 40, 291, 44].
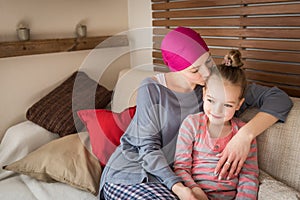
[258, 170, 300, 200]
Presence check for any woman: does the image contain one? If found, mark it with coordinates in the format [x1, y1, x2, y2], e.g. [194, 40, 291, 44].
[99, 27, 292, 200]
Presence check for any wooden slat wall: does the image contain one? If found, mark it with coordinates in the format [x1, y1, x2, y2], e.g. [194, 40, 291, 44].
[152, 0, 300, 97]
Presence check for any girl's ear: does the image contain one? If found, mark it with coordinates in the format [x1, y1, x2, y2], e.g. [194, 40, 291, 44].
[236, 98, 245, 110]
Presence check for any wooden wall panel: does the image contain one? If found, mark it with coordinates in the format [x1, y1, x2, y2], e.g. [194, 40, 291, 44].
[152, 0, 300, 97]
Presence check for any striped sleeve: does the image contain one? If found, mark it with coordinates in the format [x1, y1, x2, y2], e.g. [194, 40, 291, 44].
[236, 138, 259, 200]
[173, 114, 199, 188]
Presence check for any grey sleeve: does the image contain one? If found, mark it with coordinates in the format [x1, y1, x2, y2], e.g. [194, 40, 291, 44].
[240, 83, 293, 122]
[120, 79, 181, 189]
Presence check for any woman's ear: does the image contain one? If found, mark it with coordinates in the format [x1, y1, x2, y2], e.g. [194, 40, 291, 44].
[236, 98, 245, 110]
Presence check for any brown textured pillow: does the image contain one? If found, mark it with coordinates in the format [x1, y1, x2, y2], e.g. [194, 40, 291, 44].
[26, 71, 112, 137]
[3, 132, 102, 195]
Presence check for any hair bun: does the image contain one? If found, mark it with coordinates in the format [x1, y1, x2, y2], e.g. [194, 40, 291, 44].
[223, 50, 244, 68]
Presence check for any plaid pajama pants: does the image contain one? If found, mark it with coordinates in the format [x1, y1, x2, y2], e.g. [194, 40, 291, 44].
[103, 182, 179, 200]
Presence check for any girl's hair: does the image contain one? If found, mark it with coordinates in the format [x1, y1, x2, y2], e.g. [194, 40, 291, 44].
[210, 50, 247, 99]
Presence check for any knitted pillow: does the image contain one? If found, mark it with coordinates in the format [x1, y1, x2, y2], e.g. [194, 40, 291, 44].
[26, 71, 112, 137]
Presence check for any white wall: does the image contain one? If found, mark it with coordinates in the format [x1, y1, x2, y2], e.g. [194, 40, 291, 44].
[0, 0, 131, 140]
[127, 0, 153, 70]
[0, 0, 154, 140]
[0, 0, 128, 41]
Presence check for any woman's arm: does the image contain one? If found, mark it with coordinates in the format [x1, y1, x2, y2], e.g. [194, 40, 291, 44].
[120, 78, 181, 189]
[238, 84, 293, 122]
[172, 182, 200, 200]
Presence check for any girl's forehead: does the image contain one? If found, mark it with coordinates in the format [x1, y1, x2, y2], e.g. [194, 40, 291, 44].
[206, 77, 241, 100]
[206, 77, 226, 92]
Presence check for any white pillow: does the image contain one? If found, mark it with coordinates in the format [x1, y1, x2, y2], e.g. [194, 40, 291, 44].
[0, 121, 58, 180]
[112, 68, 158, 112]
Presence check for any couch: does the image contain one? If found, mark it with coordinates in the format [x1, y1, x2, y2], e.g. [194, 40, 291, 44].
[114, 68, 300, 199]
[1, 67, 299, 199]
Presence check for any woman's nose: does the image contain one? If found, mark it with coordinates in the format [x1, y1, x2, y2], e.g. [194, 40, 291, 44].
[199, 65, 210, 80]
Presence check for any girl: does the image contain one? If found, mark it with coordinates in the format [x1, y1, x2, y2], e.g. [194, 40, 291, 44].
[174, 56, 258, 200]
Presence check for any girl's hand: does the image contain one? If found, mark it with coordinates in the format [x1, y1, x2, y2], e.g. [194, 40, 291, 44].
[214, 130, 252, 180]
[191, 187, 209, 200]
[172, 182, 198, 200]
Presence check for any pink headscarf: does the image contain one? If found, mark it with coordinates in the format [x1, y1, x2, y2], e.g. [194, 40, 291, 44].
[161, 26, 209, 72]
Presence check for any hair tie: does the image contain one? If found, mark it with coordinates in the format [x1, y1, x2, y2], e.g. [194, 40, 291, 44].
[223, 55, 232, 66]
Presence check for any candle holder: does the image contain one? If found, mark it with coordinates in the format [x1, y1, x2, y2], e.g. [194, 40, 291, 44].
[17, 27, 30, 41]
[76, 24, 87, 38]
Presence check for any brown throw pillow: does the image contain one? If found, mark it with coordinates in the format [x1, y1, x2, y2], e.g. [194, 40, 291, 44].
[26, 71, 112, 137]
[3, 133, 102, 196]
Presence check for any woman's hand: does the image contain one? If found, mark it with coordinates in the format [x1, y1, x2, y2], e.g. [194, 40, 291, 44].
[191, 187, 209, 200]
[172, 182, 198, 200]
[215, 112, 278, 180]
[214, 128, 252, 180]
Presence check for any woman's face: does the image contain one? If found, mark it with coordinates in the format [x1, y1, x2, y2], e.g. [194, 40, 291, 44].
[203, 75, 244, 125]
[181, 52, 215, 86]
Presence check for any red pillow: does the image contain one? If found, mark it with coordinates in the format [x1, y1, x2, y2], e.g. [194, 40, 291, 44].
[77, 106, 136, 166]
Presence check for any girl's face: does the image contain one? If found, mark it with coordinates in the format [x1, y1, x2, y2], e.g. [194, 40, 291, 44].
[181, 52, 215, 86]
[203, 75, 244, 125]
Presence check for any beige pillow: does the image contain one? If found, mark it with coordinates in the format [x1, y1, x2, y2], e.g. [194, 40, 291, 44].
[3, 133, 102, 195]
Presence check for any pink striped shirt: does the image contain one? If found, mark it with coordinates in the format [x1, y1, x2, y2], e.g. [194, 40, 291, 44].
[174, 112, 259, 200]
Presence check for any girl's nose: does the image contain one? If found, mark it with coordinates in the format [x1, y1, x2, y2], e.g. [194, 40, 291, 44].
[213, 103, 223, 114]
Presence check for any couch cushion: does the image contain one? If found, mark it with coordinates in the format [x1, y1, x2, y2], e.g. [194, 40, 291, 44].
[241, 97, 300, 191]
[77, 106, 136, 166]
[3, 132, 102, 195]
[258, 170, 300, 199]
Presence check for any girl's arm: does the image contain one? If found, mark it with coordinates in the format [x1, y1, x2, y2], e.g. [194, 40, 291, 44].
[173, 115, 198, 187]
[215, 84, 293, 180]
[173, 114, 208, 200]
[235, 139, 259, 200]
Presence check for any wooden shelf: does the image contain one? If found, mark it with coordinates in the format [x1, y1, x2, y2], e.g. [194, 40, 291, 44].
[0, 35, 128, 58]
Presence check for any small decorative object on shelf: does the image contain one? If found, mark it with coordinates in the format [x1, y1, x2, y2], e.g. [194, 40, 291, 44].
[17, 24, 30, 41]
[76, 24, 87, 38]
